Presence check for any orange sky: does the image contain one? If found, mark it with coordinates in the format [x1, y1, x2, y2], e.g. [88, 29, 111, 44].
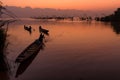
[2, 0, 120, 10]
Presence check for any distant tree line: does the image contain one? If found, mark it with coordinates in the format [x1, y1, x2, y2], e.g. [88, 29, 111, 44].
[95, 8, 120, 35]
[31, 16, 92, 21]
[95, 8, 120, 22]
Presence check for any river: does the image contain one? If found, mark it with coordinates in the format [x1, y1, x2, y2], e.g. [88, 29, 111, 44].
[3, 19, 120, 80]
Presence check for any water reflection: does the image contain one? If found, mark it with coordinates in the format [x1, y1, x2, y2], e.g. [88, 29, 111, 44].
[6, 20, 120, 80]
[111, 22, 120, 34]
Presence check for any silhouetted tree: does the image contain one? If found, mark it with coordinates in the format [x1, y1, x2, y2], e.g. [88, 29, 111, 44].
[100, 8, 120, 22]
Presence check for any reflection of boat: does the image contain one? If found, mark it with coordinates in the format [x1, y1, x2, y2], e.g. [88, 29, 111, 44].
[39, 26, 49, 35]
[15, 42, 45, 78]
[15, 39, 43, 63]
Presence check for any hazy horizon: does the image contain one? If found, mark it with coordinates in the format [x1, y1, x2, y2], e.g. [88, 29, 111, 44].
[1, 0, 120, 18]
[2, 6, 116, 18]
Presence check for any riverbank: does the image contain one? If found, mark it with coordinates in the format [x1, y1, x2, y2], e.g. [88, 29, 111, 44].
[0, 28, 6, 55]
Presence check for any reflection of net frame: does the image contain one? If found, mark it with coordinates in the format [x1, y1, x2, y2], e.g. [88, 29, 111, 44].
[0, 2, 17, 19]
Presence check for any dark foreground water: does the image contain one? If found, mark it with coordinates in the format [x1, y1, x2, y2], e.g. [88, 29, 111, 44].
[1, 19, 120, 80]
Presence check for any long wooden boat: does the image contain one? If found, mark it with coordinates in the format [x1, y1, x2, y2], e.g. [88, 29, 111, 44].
[15, 39, 43, 63]
[15, 42, 44, 78]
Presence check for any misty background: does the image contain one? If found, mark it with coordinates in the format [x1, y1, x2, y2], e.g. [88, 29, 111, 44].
[3, 6, 116, 18]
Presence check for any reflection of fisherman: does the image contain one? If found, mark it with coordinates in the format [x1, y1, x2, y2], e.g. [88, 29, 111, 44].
[39, 33, 44, 42]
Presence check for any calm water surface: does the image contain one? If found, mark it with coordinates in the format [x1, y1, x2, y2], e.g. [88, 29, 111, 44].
[4, 20, 120, 80]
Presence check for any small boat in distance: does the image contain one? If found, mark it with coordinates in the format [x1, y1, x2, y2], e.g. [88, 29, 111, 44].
[24, 25, 32, 34]
[39, 26, 49, 34]
[24, 25, 32, 31]
[15, 33, 44, 63]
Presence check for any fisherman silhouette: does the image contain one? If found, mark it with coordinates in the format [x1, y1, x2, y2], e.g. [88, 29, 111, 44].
[39, 33, 44, 42]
